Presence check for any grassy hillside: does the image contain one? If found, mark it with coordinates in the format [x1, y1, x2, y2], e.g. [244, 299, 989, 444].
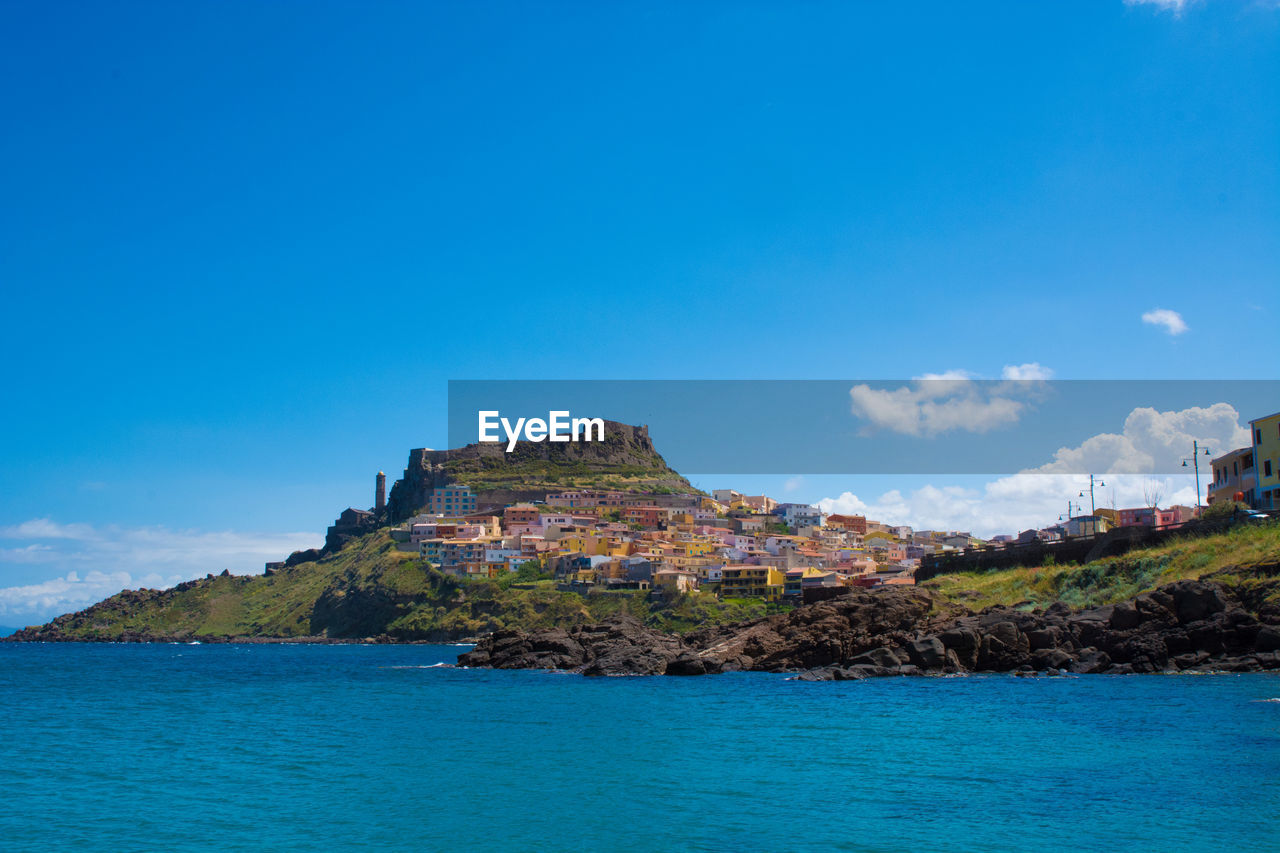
[17, 530, 778, 642]
[20, 520, 1278, 643]
[922, 521, 1280, 612]
[446, 455, 697, 495]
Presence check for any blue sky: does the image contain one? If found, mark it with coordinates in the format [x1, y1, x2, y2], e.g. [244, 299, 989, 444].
[1, 0, 1278, 623]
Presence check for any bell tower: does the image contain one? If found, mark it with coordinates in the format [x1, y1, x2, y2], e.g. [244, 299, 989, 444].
[375, 471, 386, 512]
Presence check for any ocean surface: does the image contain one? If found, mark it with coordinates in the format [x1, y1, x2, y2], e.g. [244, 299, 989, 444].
[2, 643, 1278, 853]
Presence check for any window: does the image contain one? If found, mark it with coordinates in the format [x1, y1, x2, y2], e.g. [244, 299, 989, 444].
[1267, 460, 1274, 478]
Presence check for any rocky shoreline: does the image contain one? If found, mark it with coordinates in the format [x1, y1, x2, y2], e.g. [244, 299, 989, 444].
[458, 574, 1280, 678]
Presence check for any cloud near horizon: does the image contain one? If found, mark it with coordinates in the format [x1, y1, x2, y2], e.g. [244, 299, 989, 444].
[0, 520, 321, 624]
[1035, 403, 1250, 474]
[819, 401, 1248, 536]
[1142, 308, 1189, 336]
[816, 472, 1202, 538]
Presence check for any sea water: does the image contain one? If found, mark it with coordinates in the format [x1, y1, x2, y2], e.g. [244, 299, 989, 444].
[2, 643, 1278, 852]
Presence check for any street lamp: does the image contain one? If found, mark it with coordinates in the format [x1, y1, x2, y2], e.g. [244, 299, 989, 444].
[1079, 474, 1106, 516]
[1181, 441, 1212, 512]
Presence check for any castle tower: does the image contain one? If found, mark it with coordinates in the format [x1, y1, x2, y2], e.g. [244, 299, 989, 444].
[375, 471, 386, 512]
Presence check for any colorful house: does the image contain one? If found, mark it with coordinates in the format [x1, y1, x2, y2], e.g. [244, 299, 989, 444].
[1252, 411, 1280, 510]
[720, 565, 785, 600]
[429, 485, 476, 516]
[1208, 446, 1256, 507]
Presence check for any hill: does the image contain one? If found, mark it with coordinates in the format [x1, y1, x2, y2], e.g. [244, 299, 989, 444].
[386, 420, 694, 520]
[7, 530, 778, 642]
[12, 522, 1278, 645]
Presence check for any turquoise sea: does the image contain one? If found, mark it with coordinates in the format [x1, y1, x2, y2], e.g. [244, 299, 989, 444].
[2, 643, 1278, 852]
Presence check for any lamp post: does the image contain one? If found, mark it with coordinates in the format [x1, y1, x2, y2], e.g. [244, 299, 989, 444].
[1079, 474, 1106, 516]
[1059, 500, 1082, 533]
[1181, 441, 1212, 512]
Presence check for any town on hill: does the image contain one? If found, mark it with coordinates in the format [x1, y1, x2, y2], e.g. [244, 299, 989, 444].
[284, 409, 1280, 606]
[8, 414, 1278, 644]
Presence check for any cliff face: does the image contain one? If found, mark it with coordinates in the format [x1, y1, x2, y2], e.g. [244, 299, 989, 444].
[386, 420, 693, 521]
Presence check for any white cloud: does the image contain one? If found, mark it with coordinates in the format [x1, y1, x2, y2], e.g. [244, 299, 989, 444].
[1142, 308, 1189, 336]
[913, 370, 975, 382]
[849, 377, 1044, 437]
[818, 473, 1203, 539]
[783, 476, 804, 493]
[0, 520, 320, 623]
[1125, 0, 1196, 14]
[1001, 362, 1054, 381]
[0, 570, 164, 627]
[818, 401, 1247, 537]
[0, 519, 96, 540]
[1036, 403, 1250, 474]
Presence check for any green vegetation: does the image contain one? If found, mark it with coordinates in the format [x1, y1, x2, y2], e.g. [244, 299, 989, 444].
[32, 517, 1276, 644]
[1202, 499, 1250, 520]
[33, 530, 778, 641]
[438, 429, 700, 496]
[923, 521, 1280, 612]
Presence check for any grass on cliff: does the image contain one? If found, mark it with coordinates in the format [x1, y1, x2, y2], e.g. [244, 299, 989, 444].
[922, 520, 1280, 612]
[41, 528, 776, 640]
[46, 532, 414, 640]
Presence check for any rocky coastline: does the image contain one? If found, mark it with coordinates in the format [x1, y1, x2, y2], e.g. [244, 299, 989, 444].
[458, 574, 1280, 678]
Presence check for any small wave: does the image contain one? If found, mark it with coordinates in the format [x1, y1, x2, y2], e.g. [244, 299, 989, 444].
[1254, 697, 1280, 703]
[382, 663, 454, 669]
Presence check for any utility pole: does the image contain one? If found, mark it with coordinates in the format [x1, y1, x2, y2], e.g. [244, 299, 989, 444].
[1059, 500, 1082, 537]
[1079, 474, 1106, 516]
[1182, 441, 1212, 512]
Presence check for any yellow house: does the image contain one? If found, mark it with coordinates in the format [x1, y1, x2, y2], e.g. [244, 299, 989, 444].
[560, 535, 609, 556]
[604, 538, 633, 557]
[1253, 411, 1280, 510]
[720, 565, 785, 600]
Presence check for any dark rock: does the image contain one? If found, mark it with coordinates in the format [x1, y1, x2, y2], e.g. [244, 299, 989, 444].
[795, 668, 835, 682]
[938, 626, 981, 669]
[1027, 626, 1065, 651]
[906, 637, 947, 669]
[849, 646, 906, 668]
[1109, 602, 1142, 631]
[1172, 651, 1209, 670]
[1032, 648, 1073, 670]
[1070, 648, 1112, 674]
[1169, 581, 1227, 624]
[666, 653, 712, 676]
[1256, 626, 1280, 653]
[452, 577, 1280, 680]
[978, 621, 1030, 670]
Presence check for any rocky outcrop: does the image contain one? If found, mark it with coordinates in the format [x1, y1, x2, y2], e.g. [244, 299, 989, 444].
[386, 421, 693, 521]
[459, 577, 1280, 678]
[458, 615, 697, 676]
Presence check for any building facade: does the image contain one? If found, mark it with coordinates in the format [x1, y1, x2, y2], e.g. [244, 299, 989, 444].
[1252, 411, 1280, 510]
[429, 485, 477, 515]
[1208, 446, 1256, 507]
